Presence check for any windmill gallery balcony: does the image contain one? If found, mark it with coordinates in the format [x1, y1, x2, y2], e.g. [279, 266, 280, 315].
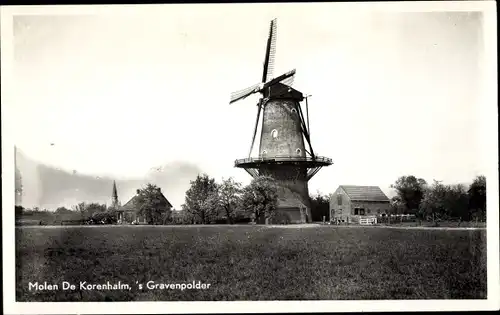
[235, 155, 333, 182]
[234, 155, 332, 166]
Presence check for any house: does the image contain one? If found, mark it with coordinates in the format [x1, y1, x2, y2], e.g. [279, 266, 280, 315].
[117, 188, 173, 224]
[329, 185, 390, 224]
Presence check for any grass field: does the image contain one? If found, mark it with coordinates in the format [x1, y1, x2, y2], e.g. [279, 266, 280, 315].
[15, 225, 487, 301]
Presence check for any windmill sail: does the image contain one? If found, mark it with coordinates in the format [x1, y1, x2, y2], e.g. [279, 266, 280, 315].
[229, 18, 297, 105]
[248, 102, 263, 157]
[280, 75, 294, 87]
[229, 69, 295, 104]
[262, 18, 277, 83]
[262, 69, 296, 89]
[229, 83, 260, 104]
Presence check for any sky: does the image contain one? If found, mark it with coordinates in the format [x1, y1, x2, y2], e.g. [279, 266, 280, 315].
[5, 3, 492, 209]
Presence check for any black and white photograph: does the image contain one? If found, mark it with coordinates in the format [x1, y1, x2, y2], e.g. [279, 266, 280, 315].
[1, 1, 498, 314]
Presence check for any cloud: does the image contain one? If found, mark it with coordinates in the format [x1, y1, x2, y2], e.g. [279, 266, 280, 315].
[15, 149, 202, 210]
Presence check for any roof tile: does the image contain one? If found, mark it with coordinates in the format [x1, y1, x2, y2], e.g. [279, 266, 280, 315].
[340, 185, 390, 202]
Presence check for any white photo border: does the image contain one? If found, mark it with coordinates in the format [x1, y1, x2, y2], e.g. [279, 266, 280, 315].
[1, 1, 498, 313]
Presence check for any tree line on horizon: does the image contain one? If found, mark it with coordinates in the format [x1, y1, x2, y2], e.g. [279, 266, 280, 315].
[15, 174, 487, 225]
[15, 175, 286, 225]
[389, 175, 486, 223]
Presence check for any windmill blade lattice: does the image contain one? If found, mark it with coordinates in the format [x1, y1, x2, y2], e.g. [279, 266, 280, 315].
[280, 75, 294, 87]
[262, 18, 277, 83]
[229, 83, 260, 104]
[262, 69, 296, 89]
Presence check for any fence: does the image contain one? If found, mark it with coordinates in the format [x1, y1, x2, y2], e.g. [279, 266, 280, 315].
[377, 214, 416, 224]
[359, 216, 377, 225]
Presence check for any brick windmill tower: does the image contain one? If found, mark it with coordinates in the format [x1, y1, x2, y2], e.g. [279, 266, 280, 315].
[229, 18, 332, 223]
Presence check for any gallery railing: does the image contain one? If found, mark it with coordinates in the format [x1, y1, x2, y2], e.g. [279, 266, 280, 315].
[235, 155, 333, 165]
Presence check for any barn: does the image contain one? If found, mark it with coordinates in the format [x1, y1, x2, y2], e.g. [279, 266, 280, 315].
[329, 185, 390, 224]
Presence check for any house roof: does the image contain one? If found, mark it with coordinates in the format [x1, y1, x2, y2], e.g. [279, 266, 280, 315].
[339, 185, 390, 202]
[120, 191, 173, 211]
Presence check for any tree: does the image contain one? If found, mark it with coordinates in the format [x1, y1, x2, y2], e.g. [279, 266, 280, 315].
[171, 209, 193, 225]
[72, 202, 87, 218]
[183, 174, 220, 224]
[391, 176, 427, 216]
[218, 177, 243, 224]
[389, 195, 406, 215]
[310, 191, 329, 222]
[15, 205, 24, 218]
[419, 181, 470, 224]
[55, 206, 73, 214]
[71, 202, 106, 220]
[85, 203, 107, 217]
[445, 184, 469, 221]
[240, 176, 279, 224]
[468, 175, 486, 221]
[135, 183, 172, 225]
[420, 180, 449, 222]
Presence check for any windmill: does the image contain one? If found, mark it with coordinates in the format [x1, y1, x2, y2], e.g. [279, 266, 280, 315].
[230, 18, 333, 224]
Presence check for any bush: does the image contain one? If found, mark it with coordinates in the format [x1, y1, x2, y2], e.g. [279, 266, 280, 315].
[214, 218, 229, 224]
[15, 205, 25, 217]
[16, 219, 42, 226]
[233, 212, 252, 224]
[89, 211, 117, 225]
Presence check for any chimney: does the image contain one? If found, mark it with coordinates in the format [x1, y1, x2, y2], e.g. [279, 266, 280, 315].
[136, 189, 140, 194]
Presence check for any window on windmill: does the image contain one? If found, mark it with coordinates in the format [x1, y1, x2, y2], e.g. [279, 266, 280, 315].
[262, 150, 267, 156]
[337, 194, 342, 205]
[271, 129, 278, 139]
[296, 148, 301, 155]
[291, 108, 297, 114]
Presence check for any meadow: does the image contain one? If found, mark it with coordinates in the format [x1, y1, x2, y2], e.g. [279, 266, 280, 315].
[15, 225, 487, 301]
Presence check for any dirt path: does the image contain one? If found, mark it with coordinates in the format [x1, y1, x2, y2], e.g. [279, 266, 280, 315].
[17, 224, 486, 230]
[265, 224, 486, 230]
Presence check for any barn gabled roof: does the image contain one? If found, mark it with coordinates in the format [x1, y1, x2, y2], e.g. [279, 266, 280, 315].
[120, 195, 140, 211]
[339, 185, 390, 202]
[120, 190, 173, 211]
